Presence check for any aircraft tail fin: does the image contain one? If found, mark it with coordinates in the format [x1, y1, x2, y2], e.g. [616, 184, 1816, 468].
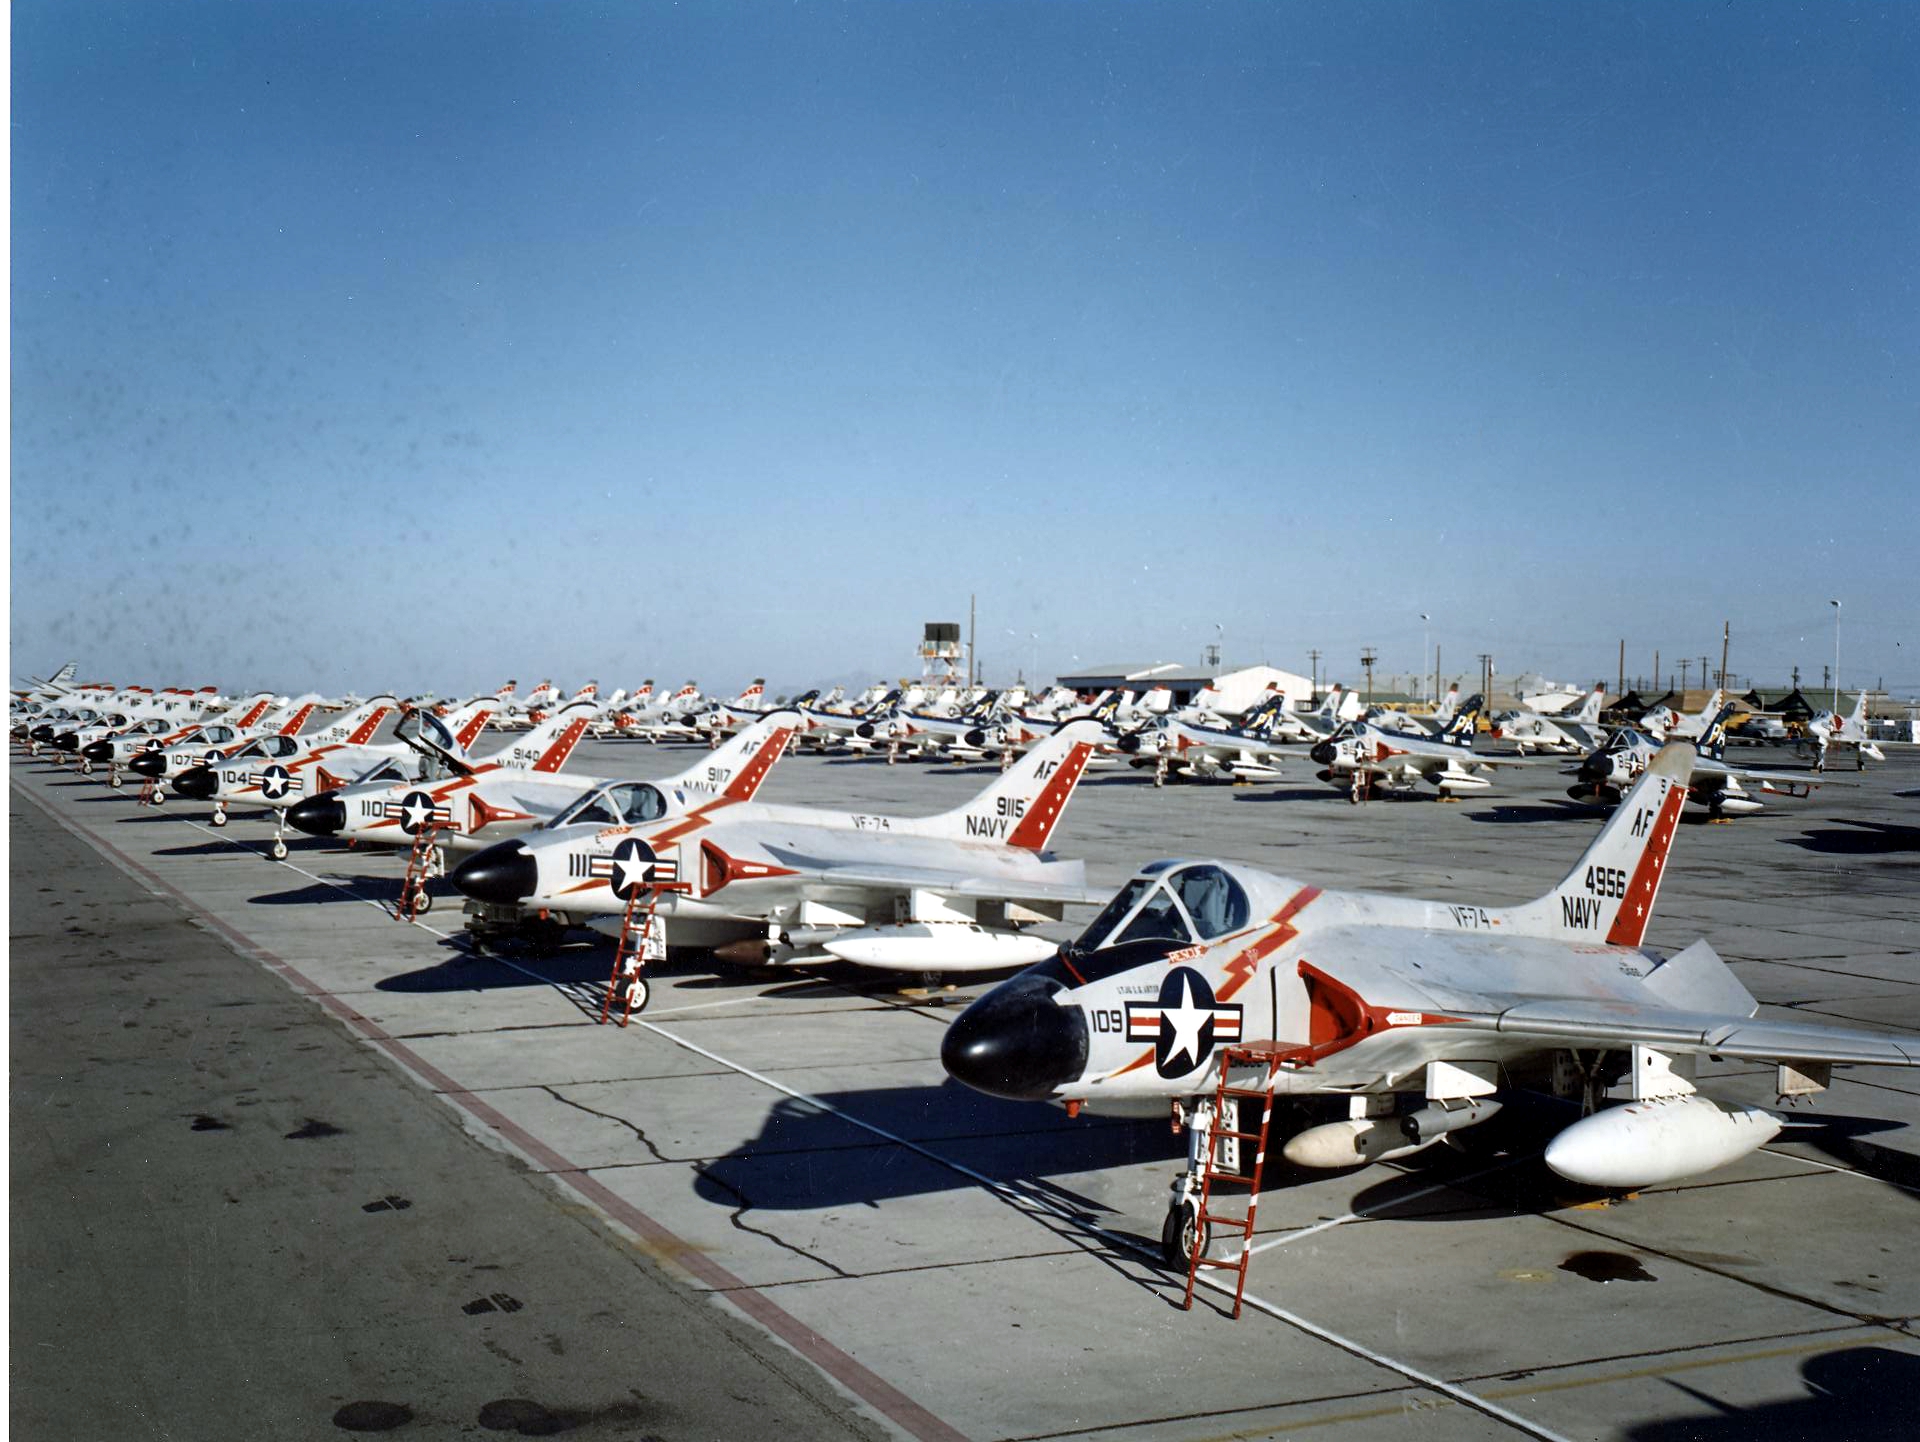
[319, 694, 399, 747]
[1433, 685, 1461, 723]
[1850, 691, 1868, 723]
[914, 719, 1103, 850]
[1506, 742, 1693, 947]
[1696, 703, 1738, 760]
[1438, 694, 1483, 747]
[1574, 684, 1605, 725]
[527, 700, 600, 772]
[665, 710, 798, 802]
[272, 694, 326, 735]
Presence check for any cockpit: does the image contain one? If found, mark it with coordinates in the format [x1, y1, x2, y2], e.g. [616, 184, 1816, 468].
[1076, 861, 1251, 951]
[548, 782, 670, 829]
[1602, 727, 1649, 753]
[1019, 862, 1254, 988]
[230, 734, 301, 761]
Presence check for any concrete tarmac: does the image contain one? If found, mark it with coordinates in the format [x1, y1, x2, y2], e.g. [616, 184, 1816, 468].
[9, 784, 893, 1441]
[11, 733, 1920, 1441]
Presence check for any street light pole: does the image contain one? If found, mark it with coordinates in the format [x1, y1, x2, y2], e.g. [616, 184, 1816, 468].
[1420, 613, 1430, 706]
[1830, 599, 1841, 709]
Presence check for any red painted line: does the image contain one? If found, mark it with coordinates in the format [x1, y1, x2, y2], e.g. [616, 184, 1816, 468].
[13, 775, 972, 1442]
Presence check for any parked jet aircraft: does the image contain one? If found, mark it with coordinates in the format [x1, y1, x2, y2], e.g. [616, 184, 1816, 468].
[1308, 695, 1525, 798]
[1804, 693, 1885, 772]
[1569, 706, 1826, 819]
[284, 705, 793, 895]
[1113, 691, 1294, 785]
[125, 694, 327, 787]
[448, 718, 1110, 994]
[1490, 684, 1608, 755]
[93, 692, 281, 780]
[941, 742, 1920, 1266]
[1637, 690, 1724, 742]
[166, 695, 434, 853]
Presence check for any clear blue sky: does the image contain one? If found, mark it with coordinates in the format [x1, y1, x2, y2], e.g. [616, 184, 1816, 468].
[13, 2, 1917, 698]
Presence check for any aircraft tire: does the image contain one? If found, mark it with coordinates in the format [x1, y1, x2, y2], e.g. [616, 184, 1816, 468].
[627, 978, 650, 1014]
[81, 760, 93, 775]
[110, 774, 123, 789]
[1161, 1197, 1208, 1270]
[210, 810, 227, 827]
[269, 839, 288, 861]
[413, 888, 434, 916]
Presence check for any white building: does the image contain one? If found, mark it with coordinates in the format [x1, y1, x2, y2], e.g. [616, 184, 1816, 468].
[1055, 662, 1317, 717]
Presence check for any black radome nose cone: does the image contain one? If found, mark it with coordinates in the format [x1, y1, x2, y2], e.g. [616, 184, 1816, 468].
[31, 724, 55, 742]
[1577, 753, 1611, 785]
[1309, 741, 1335, 766]
[941, 974, 1089, 1102]
[83, 739, 115, 761]
[450, 841, 538, 905]
[173, 765, 218, 800]
[287, 793, 346, 837]
[128, 749, 169, 778]
[54, 732, 80, 751]
[1116, 731, 1142, 755]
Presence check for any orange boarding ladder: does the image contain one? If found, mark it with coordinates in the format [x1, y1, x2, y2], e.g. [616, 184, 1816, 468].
[600, 886, 669, 1026]
[138, 777, 161, 807]
[1182, 1043, 1293, 1319]
[396, 824, 445, 922]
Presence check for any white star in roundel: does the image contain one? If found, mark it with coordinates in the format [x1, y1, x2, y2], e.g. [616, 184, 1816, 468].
[261, 766, 291, 799]
[611, 842, 653, 897]
[1159, 975, 1213, 1073]
[401, 793, 437, 833]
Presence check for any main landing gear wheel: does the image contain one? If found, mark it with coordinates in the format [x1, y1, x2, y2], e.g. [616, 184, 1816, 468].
[150, 791, 166, 806]
[211, 809, 228, 828]
[411, 888, 434, 916]
[81, 760, 94, 775]
[110, 773, 123, 789]
[269, 839, 288, 861]
[624, 977, 651, 1014]
[1161, 1197, 1209, 1269]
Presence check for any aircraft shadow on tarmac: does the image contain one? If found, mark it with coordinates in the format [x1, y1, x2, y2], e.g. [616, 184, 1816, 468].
[691, 1081, 1182, 1216]
[1782, 820, 1920, 855]
[1625, 1345, 1920, 1442]
[378, 946, 615, 993]
[1467, 802, 1597, 824]
[251, 876, 411, 906]
[1225, 787, 1355, 804]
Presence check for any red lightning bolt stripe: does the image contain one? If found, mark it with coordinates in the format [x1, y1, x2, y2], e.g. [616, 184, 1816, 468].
[1217, 886, 1322, 1001]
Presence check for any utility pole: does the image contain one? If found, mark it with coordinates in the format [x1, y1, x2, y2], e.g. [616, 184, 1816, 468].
[1720, 621, 1730, 695]
[1617, 640, 1625, 697]
[1309, 649, 1321, 697]
[1653, 650, 1661, 696]
[967, 594, 976, 686]
[1679, 658, 1691, 693]
[1433, 644, 1441, 707]
[1420, 613, 1431, 705]
[1791, 664, 1800, 689]
[1478, 653, 1494, 709]
[1700, 656, 1710, 694]
[1360, 649, 1377, 708]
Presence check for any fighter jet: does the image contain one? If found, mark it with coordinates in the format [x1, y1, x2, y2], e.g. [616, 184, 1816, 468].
[165, 694, 431, 853]
[941, 742, 1920, 1266]
[1308, 695, 1525, 799]
[1638, 689, 1724, 742]
[1113, 691, 1294, 785]
[1569, 705, 1826, 819]
[125, 694, 327, 789]
[449, 718, 1110, 985]
[285, 704, 795, 897]
[92, 691, 282, 782]
[1490, 684, 1608, 755]
[1803, 692, 1885, 772]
